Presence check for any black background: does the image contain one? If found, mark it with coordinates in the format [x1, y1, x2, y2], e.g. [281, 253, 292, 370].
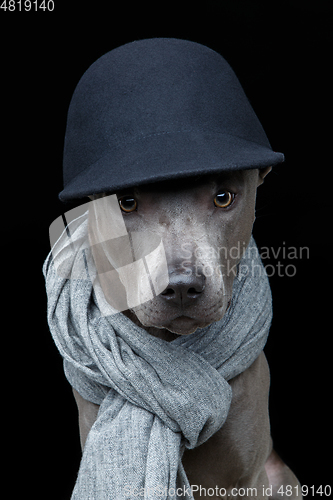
[2, 1, 331, 498]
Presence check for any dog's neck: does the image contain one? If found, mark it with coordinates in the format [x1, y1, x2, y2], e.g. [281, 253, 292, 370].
[122, 309, 180, 342]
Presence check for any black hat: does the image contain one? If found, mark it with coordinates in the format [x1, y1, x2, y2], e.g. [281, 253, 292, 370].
[60, 38, 284, 201]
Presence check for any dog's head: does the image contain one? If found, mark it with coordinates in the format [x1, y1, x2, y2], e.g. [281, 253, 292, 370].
[88, 167, 270, 336]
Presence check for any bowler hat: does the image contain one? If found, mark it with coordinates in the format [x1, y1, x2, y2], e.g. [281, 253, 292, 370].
[59, 38, 284, 201]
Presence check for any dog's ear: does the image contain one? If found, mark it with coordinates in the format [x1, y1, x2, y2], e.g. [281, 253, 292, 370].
[257, 167, 272, 186]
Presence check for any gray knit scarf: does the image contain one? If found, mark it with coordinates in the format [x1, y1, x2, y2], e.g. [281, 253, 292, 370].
[43, 211, 272, 500]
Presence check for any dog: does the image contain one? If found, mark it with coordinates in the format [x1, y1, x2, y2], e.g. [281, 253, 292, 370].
[72, 166, 301, 499]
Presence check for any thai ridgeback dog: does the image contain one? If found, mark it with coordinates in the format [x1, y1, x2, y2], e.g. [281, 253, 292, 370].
[73, 167, 301, 499]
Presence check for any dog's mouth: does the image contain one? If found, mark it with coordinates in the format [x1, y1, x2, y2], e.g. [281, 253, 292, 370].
[123, 308, 209, 338]
[162, 315, 211, 335]
[130, 293, 230, 336]
[141, 311, 218, 336]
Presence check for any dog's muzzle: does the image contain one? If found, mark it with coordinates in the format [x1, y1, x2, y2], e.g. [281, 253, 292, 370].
[160, 269, 206, 307]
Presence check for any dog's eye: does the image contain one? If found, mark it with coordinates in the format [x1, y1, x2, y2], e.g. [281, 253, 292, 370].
[119, 196, 137, 213]
[214, 191, 234, 208]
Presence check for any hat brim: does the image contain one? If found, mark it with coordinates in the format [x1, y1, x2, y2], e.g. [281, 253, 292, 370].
[59, 130, 284, 201]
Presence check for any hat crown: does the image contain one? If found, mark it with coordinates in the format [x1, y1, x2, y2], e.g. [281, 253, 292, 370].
[63, 38, 269, 188]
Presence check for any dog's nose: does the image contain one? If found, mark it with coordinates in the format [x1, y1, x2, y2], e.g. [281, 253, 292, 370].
[160, 271, 205, 306]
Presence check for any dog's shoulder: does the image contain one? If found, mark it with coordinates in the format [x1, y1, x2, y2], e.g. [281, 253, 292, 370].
[229, 351, 270, 405]
[73, 388, 99, 450]
[182, 352, 272, 489]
